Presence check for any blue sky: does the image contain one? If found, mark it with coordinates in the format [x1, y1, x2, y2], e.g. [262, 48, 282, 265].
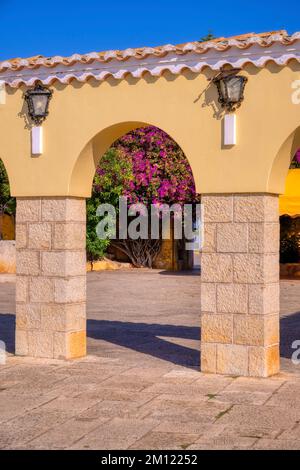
[0, 0, 299, 61]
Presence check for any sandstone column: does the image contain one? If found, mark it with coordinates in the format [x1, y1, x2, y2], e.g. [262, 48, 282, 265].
[15, 197, 86, 359]
[200, 194, 280, 377]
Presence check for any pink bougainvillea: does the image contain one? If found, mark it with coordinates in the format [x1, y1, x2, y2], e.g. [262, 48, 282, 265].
[94, 126, 198, 206]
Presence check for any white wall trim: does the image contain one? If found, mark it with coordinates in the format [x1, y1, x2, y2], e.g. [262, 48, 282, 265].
[31, 126, 43, 155]
[223, 114, 237, 146]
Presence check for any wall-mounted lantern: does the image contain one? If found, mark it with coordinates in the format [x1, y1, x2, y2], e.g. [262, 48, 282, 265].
[212, 68, 247, 113]
[24, 83, 53, 156]
[212, 68, 247, 146]
[24, 83, 53, 126]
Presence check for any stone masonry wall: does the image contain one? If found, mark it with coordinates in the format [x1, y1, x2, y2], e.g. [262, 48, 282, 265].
[15, 197, 87, 359]
[200, 194, 280, 377]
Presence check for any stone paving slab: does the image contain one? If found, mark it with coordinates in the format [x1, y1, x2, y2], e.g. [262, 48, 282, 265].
[130, 431, 200, 450]
[187, 436, 259, 450]
[69, 417, 160, 450]
[0, 271, 299, 449]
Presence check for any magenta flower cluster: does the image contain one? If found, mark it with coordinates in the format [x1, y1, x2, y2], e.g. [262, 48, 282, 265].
[94, 126, 197, 207]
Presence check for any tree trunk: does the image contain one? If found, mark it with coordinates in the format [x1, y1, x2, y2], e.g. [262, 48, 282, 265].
[111, 239, 162, 268]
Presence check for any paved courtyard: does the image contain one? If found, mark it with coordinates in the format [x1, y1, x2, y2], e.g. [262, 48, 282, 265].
[0, 270, 300, 449]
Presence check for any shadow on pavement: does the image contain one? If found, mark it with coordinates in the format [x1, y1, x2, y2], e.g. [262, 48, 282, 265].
[0, 314, 15, 354]
[88, 319, 200, 369]
[280, 310, 300, 359]
[158, 269, 200, 277]
[1, 309, 300, 367]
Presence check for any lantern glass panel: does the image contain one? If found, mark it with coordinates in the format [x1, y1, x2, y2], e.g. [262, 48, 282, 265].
[226, 76, 244, 103]
[32, 94, 48, 117]
[219, 80, 228, 101]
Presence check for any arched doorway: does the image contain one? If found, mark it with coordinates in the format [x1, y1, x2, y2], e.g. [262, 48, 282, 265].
[85, 124, 201, 368]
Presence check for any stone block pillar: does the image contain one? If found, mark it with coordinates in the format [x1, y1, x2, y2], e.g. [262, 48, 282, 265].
[15, 197, 87, 359]
[200, 194, 280, 377]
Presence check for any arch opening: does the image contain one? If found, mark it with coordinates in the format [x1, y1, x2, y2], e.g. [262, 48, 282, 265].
[87, 124, 199, 270]
[85, 124, 201, 369]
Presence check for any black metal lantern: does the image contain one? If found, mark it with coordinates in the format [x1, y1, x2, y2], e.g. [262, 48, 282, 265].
[24, 83, 53, 125]
[213, 68, 247, 112]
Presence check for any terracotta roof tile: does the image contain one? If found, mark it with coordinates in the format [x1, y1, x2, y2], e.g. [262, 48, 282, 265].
[0, 30, 298, 72]
[1, 30, 299, 87]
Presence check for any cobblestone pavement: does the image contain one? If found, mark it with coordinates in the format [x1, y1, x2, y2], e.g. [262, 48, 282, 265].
[0, 271, 300, 450]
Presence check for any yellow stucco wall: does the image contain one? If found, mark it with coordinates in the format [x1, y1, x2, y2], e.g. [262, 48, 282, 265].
[0, 63, 300, 197]
[279, 169, 300, 216]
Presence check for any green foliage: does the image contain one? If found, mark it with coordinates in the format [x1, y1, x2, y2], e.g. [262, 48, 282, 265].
[280, 215, 300, 263]
[200, 31, 215, 42]
[280, 235, 300, 263]
[0, 160, 15, 216]
[86, 148, 133, 261]
[93, 147, 133, 206]
[86, 197, 110, 261]
[0, 160, 15, 240]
